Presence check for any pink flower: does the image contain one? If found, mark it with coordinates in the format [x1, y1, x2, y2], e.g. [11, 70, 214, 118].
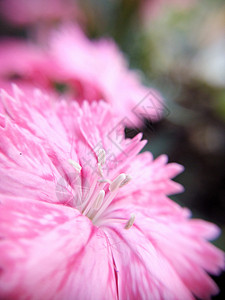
[0, 0, 78, 26]
[0, 86, 224, 299]
[0, 25, 163, 126]
[50, 25, 162, 125]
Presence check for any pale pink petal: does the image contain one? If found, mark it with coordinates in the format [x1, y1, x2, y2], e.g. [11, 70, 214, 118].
[117, 152, 184, 209]
[105, 224, 194, 300]
[0, 89, 81, 206]
[103, 206, 224, 300]
[0, 196, 118, 300]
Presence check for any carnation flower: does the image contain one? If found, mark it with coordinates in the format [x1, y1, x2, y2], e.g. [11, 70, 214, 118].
[0, 25, 162, 126]
[0, 86, 223, 299]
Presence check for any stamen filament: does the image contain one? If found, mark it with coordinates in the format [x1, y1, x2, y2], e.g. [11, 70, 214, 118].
[97, 163, 104, 177]
[95, 217, 127, 227]
[92, 174, 126, 223]
[70, 149, 133, 227]
[93, 190, 105, 210]
[82, 176, 99, 214]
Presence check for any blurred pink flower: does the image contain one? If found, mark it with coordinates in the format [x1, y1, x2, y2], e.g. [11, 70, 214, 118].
[0, 86, 224, 299]
[0, 25, 163, 126]
[0, 0, 78, 26]
[0, 39, 52, 87]
[50, 25, 163, 124]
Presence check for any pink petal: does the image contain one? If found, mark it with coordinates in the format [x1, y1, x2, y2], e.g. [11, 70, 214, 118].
[105, 224, 194, 300]
[137, 211, 224, 299]
[0, 196, 117, 300]
[101, 202, 224, 300]
[117, 152, 184, 207]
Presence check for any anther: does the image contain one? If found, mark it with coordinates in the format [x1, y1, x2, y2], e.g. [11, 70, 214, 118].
[109, 174, 126, 192]
[124, 214, 135, 230]
[97, 149, 106, 166]
[119, 174, 132, 188]
[94, 190, 105, 210]
[68, 159, 82, 173]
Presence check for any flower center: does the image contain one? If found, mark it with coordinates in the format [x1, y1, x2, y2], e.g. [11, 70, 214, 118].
[69, 149, 135, 229]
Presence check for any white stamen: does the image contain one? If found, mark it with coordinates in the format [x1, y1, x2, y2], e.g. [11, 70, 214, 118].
[72, 147, 133, 226]
[109, 174, 126, 192]
[119, 174, 132, 188]
[92, 174, 126, 223]
[94, 190, 105, 210]
[97, 163, 104, 177]
[97, 148, 106, 166]
[82, 176, 99, 214]
[124, 214, 135, 229]
[68, 159, 82, 173]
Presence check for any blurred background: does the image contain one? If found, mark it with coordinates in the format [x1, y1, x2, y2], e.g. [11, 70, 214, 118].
[0, 0, 224, 298]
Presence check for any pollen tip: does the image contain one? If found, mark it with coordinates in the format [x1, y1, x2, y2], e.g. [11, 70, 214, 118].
[109, 173, 126, 192]
[119, 174, 132, 188]
[124, 214, 135, 230]
[68, 159, 82, 173]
